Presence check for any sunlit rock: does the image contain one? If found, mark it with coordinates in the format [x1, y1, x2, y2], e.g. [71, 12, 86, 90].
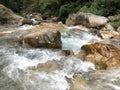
[0, 4, 23, 25]
[110, 34, 120, 48]
[98, 24, 119, 39]
[66, 12, 108, 28]
[78, 43, 120, 69]
[34, 23, 67, 32]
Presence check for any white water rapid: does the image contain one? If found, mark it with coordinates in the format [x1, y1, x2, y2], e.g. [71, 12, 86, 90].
[0, 25, 120, 90]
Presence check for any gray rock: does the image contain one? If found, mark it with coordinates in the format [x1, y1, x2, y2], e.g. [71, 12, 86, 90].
[66, 12, 109, 28]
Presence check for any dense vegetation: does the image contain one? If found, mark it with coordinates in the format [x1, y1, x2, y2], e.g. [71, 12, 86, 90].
[0, 0, 120, 27]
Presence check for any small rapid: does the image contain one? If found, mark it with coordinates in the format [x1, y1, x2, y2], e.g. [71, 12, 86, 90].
[0, 25, 120, 90]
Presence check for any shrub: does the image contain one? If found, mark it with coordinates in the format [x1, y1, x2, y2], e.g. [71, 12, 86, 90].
[79, 0, 120, 16]
[111, 14, 120, 29]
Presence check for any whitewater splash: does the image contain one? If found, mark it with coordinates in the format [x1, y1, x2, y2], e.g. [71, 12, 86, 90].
[1, 25, 120, 90]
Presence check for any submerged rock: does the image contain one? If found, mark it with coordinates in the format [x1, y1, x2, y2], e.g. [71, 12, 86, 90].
[32, 61, 58, 73]
[67, 76, 89, 90]
[78, 43, 120, 69]
[66, 12, 108, 28]
[0, 4, 23, 25]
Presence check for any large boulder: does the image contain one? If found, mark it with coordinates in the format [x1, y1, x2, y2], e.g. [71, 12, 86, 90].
[78, 43, 120, 69]
[0, 23, 64, 49]
[0, 4, 23, 25]
[18, 29, 62, 49]
[66, 12, 109, 28]
[17, 23, 65, 49]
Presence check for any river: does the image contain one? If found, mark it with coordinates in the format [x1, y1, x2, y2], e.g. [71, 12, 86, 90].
[0, 25, 120, 90]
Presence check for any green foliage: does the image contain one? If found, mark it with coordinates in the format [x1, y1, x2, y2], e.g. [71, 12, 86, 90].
[111, 21, 120, 29]
[0, 0, 23, 12]
[0, 0, 120, 23]
[111, 14, 120, 29]
[58, 4, 75, 23]
[79, 0, 120, 16]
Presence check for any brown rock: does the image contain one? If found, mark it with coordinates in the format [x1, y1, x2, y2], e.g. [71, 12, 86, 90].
[19, 29, 62, 48]
[67, 76, 88, 90]
[0, 23, 66, 49]
[110, 34, 120, 48]
[0, 4, 23, 25]
[61, 50, 75, 57]
[66, 12, 108, 28]
[16, 23, 66, 49]
[32, 61, 58, 73]
[78, 43, 120, 69]
[22, 18, 33, 25]
[98, 24, 119, 39]
[111, 34, 120, 40]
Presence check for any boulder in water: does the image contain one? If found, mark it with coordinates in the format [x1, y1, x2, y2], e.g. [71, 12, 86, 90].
[18, 23, 65, 49]
[19, 29, 62, 48]
[32, 61, 58, 73]
[66, 12, 109, 28]
[78, 43, 120, 69]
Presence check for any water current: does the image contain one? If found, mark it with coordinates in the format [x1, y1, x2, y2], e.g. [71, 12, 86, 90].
[0, 25, 120, 90]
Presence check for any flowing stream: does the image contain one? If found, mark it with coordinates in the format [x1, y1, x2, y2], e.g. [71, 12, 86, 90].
[0, 25, 120, 90]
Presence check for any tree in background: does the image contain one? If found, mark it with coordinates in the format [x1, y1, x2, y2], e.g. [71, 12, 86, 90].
[0, 0, 119, 24]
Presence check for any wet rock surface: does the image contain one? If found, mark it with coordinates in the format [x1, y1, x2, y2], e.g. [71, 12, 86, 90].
[78, 42, 120, 69]
[0, 23, 66, 49]
[18, 29, 62, 48]
[32, 61, 59, 73]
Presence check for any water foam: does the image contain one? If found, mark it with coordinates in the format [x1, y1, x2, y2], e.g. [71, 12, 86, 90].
[61, 30, 101, 54]
[3, 25, 119, 90]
